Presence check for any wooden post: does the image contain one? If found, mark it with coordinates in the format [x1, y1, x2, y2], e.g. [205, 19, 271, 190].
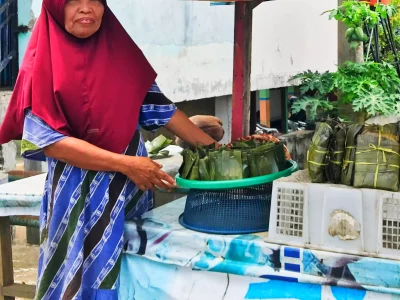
[0, 217, 14, 300]
[23, 162, 42, 245]
[0, 216, 36, 299]
[231, 1, 253, 140]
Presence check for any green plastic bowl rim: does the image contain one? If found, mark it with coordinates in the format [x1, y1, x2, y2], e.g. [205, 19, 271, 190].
[175, 160, 298, 190]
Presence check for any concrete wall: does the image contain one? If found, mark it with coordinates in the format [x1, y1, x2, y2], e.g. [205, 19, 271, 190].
[0, 91, 17, 171]
[366, 115, 400, 125]
[18, 0, 338, 102]
[279, 130, 314, 170]
[215, 95, 232, 144]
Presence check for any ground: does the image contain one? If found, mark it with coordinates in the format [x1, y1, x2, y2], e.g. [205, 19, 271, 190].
[13, 228, 39, 300]
[13, 240, 38, 286]
[9, 163, 39, 300]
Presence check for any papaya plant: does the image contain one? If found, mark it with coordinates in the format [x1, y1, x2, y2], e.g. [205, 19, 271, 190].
[336, 61, 400, 117]
[289, 71, 336, 120]
[324, 0, 398, 49]
[289, 61, 400, 120]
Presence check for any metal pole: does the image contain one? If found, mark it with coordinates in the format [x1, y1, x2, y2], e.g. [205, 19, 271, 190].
[374, 24, 380, 62]
[280, 87, 288, 134]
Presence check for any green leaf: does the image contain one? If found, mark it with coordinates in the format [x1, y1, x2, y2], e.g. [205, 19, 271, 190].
[289, 70, 335, 96]
[291, 96, 335, 120]
[392, 98, 400, 116]
[146, 135, 172, 155]
[352, 89, 395, 117]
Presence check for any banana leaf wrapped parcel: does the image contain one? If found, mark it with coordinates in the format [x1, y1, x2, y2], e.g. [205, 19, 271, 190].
[252, 142, 278, 176]
[326, 124, 346, 184]
[179, 137, 289, 181]
[235, 134, 292, 160]
[353, 124, 400, 192]
[307, 123, 333, 183]
[229, 150, 243, 180]
[145, 135, 172, 157]
[273, 142, 287, 172]
[188, 155, 200, 181]
[179, 149, 197, 179]
[341, 124, 363, 186]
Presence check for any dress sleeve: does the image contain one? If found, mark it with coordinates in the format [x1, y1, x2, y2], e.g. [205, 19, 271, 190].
[139, 82, 177, 132]
[21, 110, 67, 161]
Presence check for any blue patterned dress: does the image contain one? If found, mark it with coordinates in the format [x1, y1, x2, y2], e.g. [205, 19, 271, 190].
[21, 83, 177, 300]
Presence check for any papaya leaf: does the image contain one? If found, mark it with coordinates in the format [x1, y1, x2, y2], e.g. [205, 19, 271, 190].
[291, 96, 334, 120]
[352, 89, 394, 117]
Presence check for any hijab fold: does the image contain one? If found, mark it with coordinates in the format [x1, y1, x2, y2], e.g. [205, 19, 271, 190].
[0, 0, 157, 154]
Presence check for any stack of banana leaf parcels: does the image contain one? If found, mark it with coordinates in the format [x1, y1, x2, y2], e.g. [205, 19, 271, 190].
[308, 122, 400, 192]
[179, 140, 287, 181]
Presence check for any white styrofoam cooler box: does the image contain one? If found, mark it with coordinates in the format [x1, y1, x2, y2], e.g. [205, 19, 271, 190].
[268, 170, 400, 259]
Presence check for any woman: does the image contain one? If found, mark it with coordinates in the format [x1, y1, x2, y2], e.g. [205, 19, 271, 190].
[0, 0, 216, 299]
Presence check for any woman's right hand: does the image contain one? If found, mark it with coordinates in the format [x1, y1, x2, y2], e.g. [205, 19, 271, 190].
[121, 156, 176, 191]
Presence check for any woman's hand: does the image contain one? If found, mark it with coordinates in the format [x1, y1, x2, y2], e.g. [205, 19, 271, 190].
[44, 137, 176, 191]
[165, 110, 219, 148]
[121, 156, 176, 191]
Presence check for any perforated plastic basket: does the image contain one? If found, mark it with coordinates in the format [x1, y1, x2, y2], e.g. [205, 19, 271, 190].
[268, 170, 400, 259]
[177, 160, 298, 235]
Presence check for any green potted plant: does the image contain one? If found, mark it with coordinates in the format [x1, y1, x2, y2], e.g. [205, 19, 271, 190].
[290, 61, 400, 122]
[290, 0, 400, 123]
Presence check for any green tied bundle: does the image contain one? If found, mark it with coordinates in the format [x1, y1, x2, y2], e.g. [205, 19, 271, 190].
[179, 140, 287, 181]
[326, 124, 347, 184]
[308, 123, 333, 183]
[353, 124, 400, 192]
[341, 124, 363, 186]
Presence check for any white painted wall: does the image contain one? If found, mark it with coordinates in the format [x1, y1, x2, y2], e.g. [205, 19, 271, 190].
[252, 0, 338, 91]
[0, 92, 17, 171]
[17, 0, 338, 103]
[215, 95, 232, 144]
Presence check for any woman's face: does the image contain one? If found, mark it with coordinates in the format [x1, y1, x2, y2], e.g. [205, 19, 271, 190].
[64, 0, 105, 39]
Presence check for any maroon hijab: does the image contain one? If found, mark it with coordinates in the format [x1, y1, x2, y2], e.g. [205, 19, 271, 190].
[0, 0, 156, 154]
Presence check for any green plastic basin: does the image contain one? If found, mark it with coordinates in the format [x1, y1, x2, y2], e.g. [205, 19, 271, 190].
[176, 160, 298, 190]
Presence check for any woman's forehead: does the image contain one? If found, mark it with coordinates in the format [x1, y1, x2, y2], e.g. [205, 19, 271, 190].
[43, 0, 107, 24]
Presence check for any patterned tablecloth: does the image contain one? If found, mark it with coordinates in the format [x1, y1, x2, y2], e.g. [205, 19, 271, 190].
[121, 198, 400, 300]
[0, 173, 44, 216]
